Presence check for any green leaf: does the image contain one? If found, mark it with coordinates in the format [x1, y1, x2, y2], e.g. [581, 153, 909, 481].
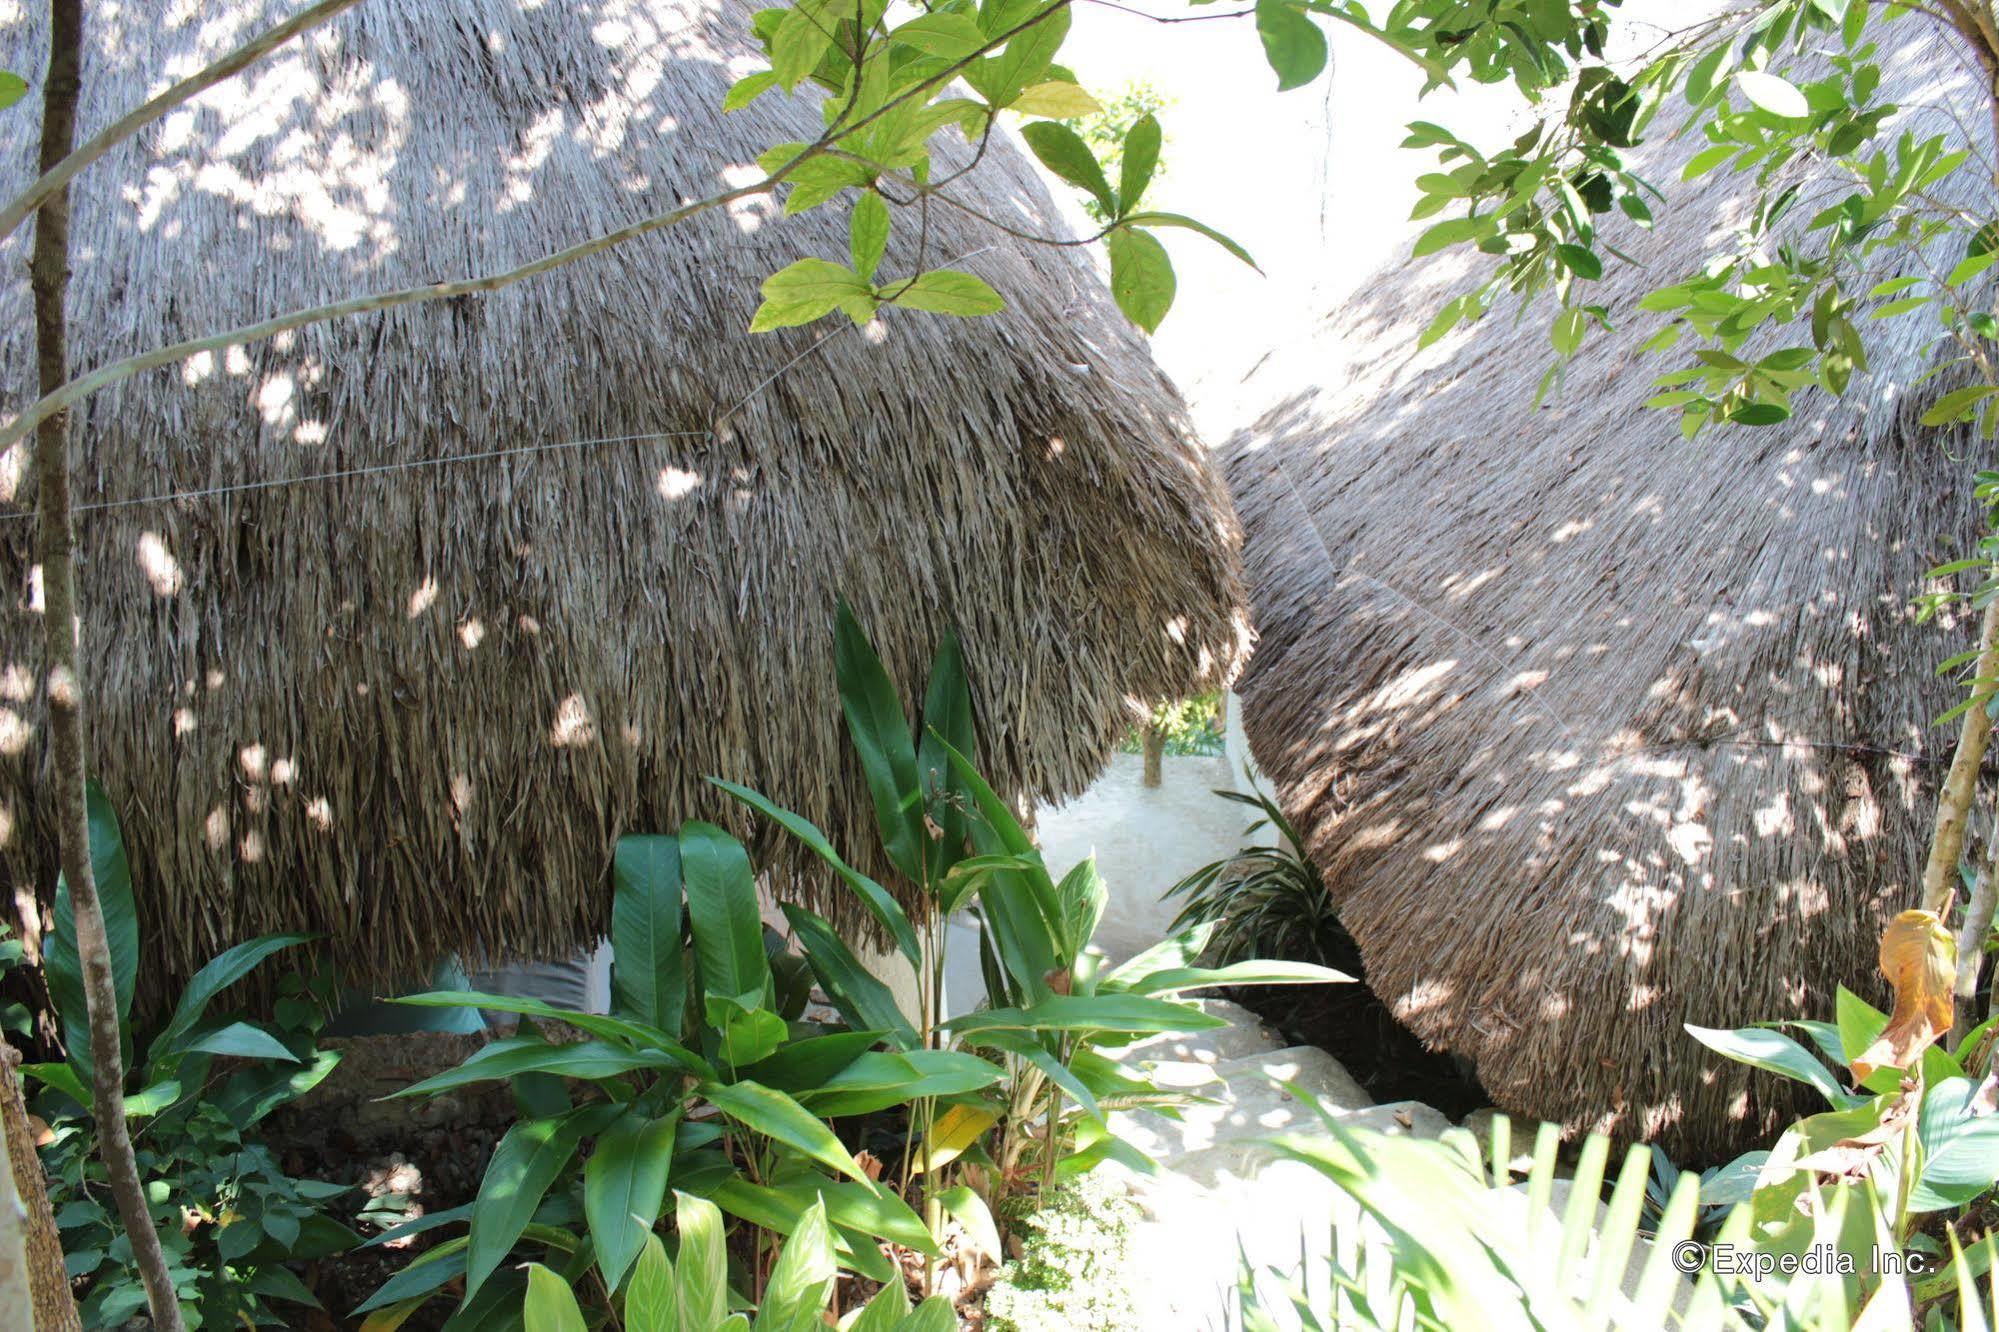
[1019, 120, 1114, 215]
[354, 1238, 469, 1313]
[702, 1079, 874, 1184]
[846, 1284, 912, 1332]
[1734, 70, 1810, 119]
[946, 994, 1227, 1037]
[1873, 294, 1933, 319]
[680, 821, 772, 1008]
[711, 780, 920, 969]
[624, 1234, 678, 1332]
[1118, 113, 1161, 214]
[391, 991, 710, 1075]
[1120, 212, 1259, 271]
[887, 270, 1006, 318]
[1555, 243, 1603, 281]
[1053, 857, 1107, 962]
[1949, 251, 1999, 287]
[1912, 1078, 1999, 1211]
[849, 191, 890, 283]
[965, 1026, 1102, 1123]
[389, 1036, 664, 1099]
[1685, 1023, 1846, 1106]
[0, 73, 26, 111]
[833, 598, 927, 881]
[771, 5, 835, 91]
[1411, 216, 1487, 259]
[915, 629, 976, 879]
[1012, 80, 1101, 119]
[1552, 307, 1587, 357]
[1107, 226, 1175, 333]
[21, 1061, 88, 1106]
[468, 1105, 618, 1301]
[182, 1020, 299, 1063]
[673, 1191, 729, 1330]
[779, 904, 919, 1049]
[48, 781, 139, 1087]
[707, 992, 789, 1067]
[611, 835, 685, 1036]
[1922, 385, 1999, 426]
[968, 1, 1069, 106]
[890, 12, 988, 58]
[936, 1185, 1002, 1259]
[585, 1112, 676, 1292]
[1254, 0, 1327, 91]
[798, 1049, 1004, 1117]
[753, 1199, 839, 1332]
[741, 1030, 882, 1092]
[1110, 958, 1354, 996]
[749, 258, 874, 332]
[522, 1263, 586, 1332]
[723, 71, 779, 112]
[150, 932, 314, 1061]
[710, 1175, 937, 1259]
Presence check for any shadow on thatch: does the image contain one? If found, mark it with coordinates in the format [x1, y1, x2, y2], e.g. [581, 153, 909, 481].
[0, 0, 1249, 1002]
[1224, 22, 1987, 1157]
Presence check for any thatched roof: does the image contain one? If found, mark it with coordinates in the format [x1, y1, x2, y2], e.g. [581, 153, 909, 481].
[0, 0, 1247, 997]
[1225, 21, 1983, 1157]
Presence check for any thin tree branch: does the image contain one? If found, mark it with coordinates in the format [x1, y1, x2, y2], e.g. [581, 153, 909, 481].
[1924, 595, 1999, 915]
[0, 0, 363, 248]
[29, 2, 184, 1327]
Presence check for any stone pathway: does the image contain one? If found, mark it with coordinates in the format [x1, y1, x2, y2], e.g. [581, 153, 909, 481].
[1105, 1000, 1457, 1329]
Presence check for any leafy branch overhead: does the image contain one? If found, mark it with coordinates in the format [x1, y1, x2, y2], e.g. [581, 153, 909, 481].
[728, 0, 1255, 335]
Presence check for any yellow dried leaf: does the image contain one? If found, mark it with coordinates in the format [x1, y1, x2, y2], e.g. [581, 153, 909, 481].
[914, 1104, 996, 1175]
[1011, 80, 1101, 119]
[1852, 908, 1956, 1081]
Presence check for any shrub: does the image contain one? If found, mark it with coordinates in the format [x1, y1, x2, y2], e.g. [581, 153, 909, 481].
[984, 1171, 1142, 1332]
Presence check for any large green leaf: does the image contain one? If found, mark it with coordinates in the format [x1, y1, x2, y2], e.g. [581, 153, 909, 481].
[679, 821, 771, 1008]
[1110, 959, 1354, 996]
[150, 932, 315, 1061]
[846, 1283, 912, 1332]
[740, 1030, 883, 1093]
[522, 1263, 586, 1332]
[710, 780, 920, 967]
[624, 1234, 678, 1332]
[915, 630, 976, 881]
[1685, 1023, 1846, 1108]
[1254, 0, 1327, 89]
[389, 1038, 661, 1099]
[1913, 1078, 1999, 1211]
[353, 1237, 468, 1313]
[611, 835, 685, 1036]
[585, 1111, 677, 1291]
[710, 1174, 938, 1259]
[182, 1020, 298, 1064]
[934, 737, 1059, 996]
[1019, 120, 1114, 215]
[781, 904, 918, 1050]
[702, 1079, 873, 1185]
[466, 1104, 619, 1301]
[834, 598, 927, 880]
[1106, 226, 1176, 333]
[391, 991, 710, 1075]
[1053, 857, 1107, 963]
[47, 781, 140, 1086]
[754, 1199, 839, 1332]
[798, 1050, 1004, 1117]
[673, 1191, 729, 1330]
[946, 994, 1225, 1038]
[966, 1027, 1101, 1124]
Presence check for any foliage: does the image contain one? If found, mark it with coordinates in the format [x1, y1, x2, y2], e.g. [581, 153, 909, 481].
[1121, 691, 1223, 759]
[1060, 80, 1170, 225]
[1166, 783, 1357, 974]
[519, 1192, 956, 1332]
[362, 823, 976, 1325]
[983, 1169, 1142, 1332]
[729, 0, 1256, 333]
[23, 783, 352, 1328]
[719, 600, 1350, 1272]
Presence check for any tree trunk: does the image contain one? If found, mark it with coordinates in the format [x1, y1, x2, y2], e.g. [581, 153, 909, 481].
[1140, 724, 1165, 789]
[1923, 596, 1999, 914]
[29, 3, 185, 1327]
[0, 1039, 78, 1330]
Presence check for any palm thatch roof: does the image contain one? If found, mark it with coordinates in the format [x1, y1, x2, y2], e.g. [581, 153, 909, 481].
[1225, 21, 1983, 1157]
[0, 0, 1247, 998]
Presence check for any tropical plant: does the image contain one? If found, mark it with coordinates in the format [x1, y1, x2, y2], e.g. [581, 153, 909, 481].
[1239, 1098, 1999, 1331]
[1165, 782, 1358, 974]
[717, 603, 1350, 1277]
[21, 782, 352, 1328]
[520, 1191, 956, 1332]
[363, 816, 1002, 1325]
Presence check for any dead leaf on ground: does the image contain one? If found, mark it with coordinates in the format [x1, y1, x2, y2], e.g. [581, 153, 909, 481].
[1852, 909, 1956, 1082]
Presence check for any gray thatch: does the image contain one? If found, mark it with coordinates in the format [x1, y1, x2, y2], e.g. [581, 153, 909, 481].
[0, 0, 1247, 998]
[1225, 21, 1983, 1156]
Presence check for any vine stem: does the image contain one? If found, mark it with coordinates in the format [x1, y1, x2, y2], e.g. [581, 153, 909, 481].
[29, 2, 185, 1327]
[1922, 594, 1999, 916]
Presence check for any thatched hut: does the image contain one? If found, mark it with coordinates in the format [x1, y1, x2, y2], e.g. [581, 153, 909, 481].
[1225, 24, 1982, 1156]
[0, 0, 1247, 997]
